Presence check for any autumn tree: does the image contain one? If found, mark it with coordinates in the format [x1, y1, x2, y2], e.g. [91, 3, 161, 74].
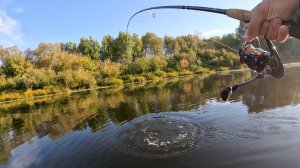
[1, 56, 31, 77]
[34, 43, 62, 69]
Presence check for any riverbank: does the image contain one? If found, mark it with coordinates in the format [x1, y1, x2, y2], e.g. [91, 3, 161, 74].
[0, 69, 216, 104]
[1, 62, 300, 104]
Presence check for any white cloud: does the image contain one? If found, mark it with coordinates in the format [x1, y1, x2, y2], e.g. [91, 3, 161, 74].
[0, 10, 23, 47]
[196, 29, 233, 39]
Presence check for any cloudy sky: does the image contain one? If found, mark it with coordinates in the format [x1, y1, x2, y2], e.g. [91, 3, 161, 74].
[0, 0, 260, 50]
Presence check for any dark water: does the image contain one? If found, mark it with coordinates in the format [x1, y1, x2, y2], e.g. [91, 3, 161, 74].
[1, 66, 300, 168]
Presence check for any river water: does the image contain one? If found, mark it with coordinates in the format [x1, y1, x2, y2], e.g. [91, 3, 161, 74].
[1, 66, 300, 168]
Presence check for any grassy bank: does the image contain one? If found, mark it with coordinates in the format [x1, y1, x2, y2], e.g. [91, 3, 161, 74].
[0, 68, 216, 103]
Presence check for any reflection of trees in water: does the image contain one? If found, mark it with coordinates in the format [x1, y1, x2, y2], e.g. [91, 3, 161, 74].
[234, 67, 300, 113]
[4, 67, 300, 163]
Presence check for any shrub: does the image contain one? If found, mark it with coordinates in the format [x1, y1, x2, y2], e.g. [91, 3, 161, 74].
[99, 78, 123, 86]
[154, 70, 166, 78]
[194, 67, 213, 74]
[178, 70, 193, 76]
[132, 76, 146, 83]
[21, 68, 57, 89]
[166, 72, 178, 78]
[58, 69, 96, 89]
[97, 59, 121, 78]
[149, 56, 167, 72]
[125, 58, 150, 74]
[2, 56, 31, 77]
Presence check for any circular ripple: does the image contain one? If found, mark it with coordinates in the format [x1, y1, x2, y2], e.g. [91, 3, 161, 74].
[118, 118, 200, 158]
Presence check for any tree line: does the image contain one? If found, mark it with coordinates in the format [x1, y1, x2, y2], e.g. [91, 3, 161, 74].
[0, 27, 300, 100]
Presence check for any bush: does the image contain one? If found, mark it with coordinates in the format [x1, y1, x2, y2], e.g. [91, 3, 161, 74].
[2, 56, 31, 77]
[21, 68, 57, 89]
[154, 70, 166, 78]
[143, 73, 161, 81]
[166, 72, 178, 78]
[178, 70, 193, 76]
[125, 58, 150, 74]
[218, 67, 230, 71]
[0, 75, 6, 92]
[99, 78, 123, 86]
[97, 59, 121, 78]
[58, 69, 96, 89]
[149, 56, 167, 72]
[132, 76, 146, 83]
[194, 67, 213, 74]
[123, 76, 146, 83]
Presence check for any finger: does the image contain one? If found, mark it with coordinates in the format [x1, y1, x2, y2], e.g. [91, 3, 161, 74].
[266, 18, 282, 40]
[277, 25, 289, 43]
[258, 21, 270, 37]
[244, 3, 268, 41]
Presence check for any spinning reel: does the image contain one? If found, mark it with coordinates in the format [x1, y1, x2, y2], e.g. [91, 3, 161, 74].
[221, 38, 285, 101]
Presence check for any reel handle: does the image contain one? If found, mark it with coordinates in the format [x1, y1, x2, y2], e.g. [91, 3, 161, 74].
[226, 9, 300, 40]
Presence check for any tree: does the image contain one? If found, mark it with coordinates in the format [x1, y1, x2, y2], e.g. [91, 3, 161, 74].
[220, 33, 242, 51]
[131, 33, 143, 60]
[78, 36, 100, 60]
[0, 46, 22, 62]
[164, 35, 178, 56]
[60, 42, 77, 53]
[176, 36, 189, 53]
[112, 32, 133, 62]
[34, 43, 62, 69]
[141, 32, 163, 56]
[1, 56, 30, 77]
[101, 35, 114, 60]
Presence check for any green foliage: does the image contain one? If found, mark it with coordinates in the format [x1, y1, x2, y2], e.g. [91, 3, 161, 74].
[19, 68, 57, 89]
[141, 32, 163, 56]
[99, 78, 123, 86]
[58, 69, 96, 89]
[125, 58, 150, 75]
[132, 33, 143, 60]
[149, 56, 167, 72]
[113, 32, 133, 62]
[166, 72, 179, 78]
[101, 35, 114, 60]
[164, 35, 178, 56]
[78, 36, 100, 60]
[4, 28, 300, 101]
[52, 52, 95, 72]
[194, 67, 213, 74]
[178, 70, 193, 76]
[154, 70, 167, 78]
[97, 59, 121, 78]
[2, 56, 31, 77]
[125, 76, 146, 83]
[60, 42, 77, 53]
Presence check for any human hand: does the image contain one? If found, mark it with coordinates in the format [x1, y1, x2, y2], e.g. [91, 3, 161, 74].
[244, 0, 299, 43]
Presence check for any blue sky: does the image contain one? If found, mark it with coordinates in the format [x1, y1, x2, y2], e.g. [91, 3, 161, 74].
[0, 0, 260, 50]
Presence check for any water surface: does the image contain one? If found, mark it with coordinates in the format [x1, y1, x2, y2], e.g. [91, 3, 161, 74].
[1, 67, 300, 168]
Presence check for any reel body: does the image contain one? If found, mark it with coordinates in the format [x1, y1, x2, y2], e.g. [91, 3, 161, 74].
[221, 38, 284, 101]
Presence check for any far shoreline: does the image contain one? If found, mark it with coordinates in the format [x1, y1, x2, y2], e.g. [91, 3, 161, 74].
[1, 62, 300, 105]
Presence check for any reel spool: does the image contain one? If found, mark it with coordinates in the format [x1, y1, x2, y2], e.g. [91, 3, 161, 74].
[221, 38, 284, 101]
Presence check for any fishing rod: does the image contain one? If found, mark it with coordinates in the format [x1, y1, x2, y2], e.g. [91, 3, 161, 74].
[127, 5, 300, 39]
[127, 5, 300, 101]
